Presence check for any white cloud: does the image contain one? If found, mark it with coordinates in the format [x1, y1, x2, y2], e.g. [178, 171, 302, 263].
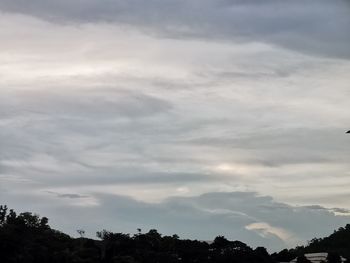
[245, 222, 297, 246]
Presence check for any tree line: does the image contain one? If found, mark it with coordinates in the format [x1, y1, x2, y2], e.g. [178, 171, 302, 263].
[0, 205, 348, 263]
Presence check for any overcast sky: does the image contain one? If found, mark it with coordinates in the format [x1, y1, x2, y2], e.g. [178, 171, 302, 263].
[0, 0, 350, 252]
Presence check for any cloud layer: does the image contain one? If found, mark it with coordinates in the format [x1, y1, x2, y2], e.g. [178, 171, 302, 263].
[0, 0, 349, 58]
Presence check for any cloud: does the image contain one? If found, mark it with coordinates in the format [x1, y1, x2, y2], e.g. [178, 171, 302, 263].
[0, 0, 349, 58]
[331, 208, 350, 214]
[46, 191, 88, 199]
[185, 128, 350, 167]
[302, 205, 350, 216]
[0, 88, 173, 120]
[245, 222, 294, 244]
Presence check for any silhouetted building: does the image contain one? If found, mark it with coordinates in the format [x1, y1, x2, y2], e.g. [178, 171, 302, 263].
[290, 253, 346, 263]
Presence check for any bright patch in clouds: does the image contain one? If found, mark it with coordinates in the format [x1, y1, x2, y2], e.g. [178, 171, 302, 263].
[245, 222, 297, 246]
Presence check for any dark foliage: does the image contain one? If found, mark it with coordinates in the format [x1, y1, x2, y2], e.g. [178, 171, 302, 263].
[0, 205, 277, 263]
[1, 205, 349, 263]
[303, 225, 350, 258]
[296, 255, 311, 263]
[272, 225, 350, 261]
[327, 252, 342, 263]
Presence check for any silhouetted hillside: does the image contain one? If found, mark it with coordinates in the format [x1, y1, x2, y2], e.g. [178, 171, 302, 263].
[302, 224, 350, 258]
[272, 225, 350, 262]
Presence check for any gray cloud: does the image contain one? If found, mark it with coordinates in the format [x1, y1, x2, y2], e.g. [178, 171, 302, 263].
[1, 164, 222, 187]
[1, 75, 349, 207]
[302, 205, 350, 215]
[331, 207, 350, 214]
[0, 88, 173, 120]
[46, 191, 88, 199]
[0, 0, 349, 58]
[185, 128, 350, 166]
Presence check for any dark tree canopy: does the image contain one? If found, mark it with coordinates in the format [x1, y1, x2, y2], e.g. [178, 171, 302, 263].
[327, 252, 342, 263]
[0, 205, 349, 263]
[272, 224, 350, 261]
[297, 255, 311, 263]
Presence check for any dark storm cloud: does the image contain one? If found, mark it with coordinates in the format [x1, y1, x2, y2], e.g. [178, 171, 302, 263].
[0, 0, 349, 58]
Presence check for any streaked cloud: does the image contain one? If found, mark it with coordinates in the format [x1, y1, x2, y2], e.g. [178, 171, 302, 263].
[0, 0, 349, 58]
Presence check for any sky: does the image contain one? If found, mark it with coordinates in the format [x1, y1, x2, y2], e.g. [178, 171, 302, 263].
[0, 0, 350, 252]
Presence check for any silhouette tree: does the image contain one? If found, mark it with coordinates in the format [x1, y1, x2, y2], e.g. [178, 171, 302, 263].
[327, 252, 342, 263]
[0, 205, 7, 225]
[299, 224, 350, 258]
[77, 229, 86, 238]
[255, 247, 271, 263]
[212, 235, 230, 249]
[297, 255, 311, 263]
[8, 204, 350, 263]
[272, 249, 296, 262]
